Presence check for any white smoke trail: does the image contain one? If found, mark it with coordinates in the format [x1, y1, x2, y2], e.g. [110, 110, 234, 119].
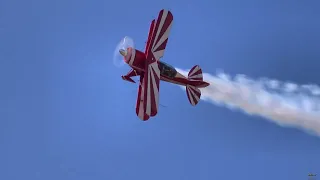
[176, 68, 320, 136]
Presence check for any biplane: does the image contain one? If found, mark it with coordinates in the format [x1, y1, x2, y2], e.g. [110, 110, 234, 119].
[119, 9, 210, 120]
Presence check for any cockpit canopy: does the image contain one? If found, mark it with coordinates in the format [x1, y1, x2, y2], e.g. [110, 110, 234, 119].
[158, 61, 177, 78]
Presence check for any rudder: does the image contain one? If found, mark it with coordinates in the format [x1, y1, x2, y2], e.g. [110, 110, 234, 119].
[186, 85, 201, 106]
[188, 65, 203, 81]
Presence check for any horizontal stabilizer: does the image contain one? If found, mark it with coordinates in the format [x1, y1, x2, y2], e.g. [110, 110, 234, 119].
[188, 65, 203, 81]
[186, 85, 201, 106]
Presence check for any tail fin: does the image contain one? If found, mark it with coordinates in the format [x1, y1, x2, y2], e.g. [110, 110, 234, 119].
[186, 85, 201, 106]
[188, 65, 203, 81]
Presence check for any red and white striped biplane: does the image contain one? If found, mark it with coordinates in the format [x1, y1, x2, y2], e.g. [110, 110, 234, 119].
[119, 9, 210, 120]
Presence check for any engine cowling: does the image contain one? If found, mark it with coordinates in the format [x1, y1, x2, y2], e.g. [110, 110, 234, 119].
[121, 47, 146, 67]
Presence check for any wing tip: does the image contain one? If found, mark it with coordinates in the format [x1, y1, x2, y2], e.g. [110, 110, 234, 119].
[159, 9, 173, 19]
[150, 111, 158, 117]
[140, 114, 150, 121]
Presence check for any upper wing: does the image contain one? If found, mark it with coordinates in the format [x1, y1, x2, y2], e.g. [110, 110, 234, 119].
[145, 9, 174, 61]
[135, 10, 174, 120]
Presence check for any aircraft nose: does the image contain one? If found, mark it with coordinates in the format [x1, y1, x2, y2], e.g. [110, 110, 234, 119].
[119, 49, 127, 57]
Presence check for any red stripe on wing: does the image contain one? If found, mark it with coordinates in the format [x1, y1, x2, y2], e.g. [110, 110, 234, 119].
[136, 74, 150, 121]
[145, 19, 155, 55]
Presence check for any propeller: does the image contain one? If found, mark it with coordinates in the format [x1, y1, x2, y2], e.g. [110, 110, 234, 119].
[112, 36, 135, 68]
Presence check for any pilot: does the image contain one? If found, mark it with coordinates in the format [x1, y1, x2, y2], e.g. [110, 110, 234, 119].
[162, 67, 172, 76]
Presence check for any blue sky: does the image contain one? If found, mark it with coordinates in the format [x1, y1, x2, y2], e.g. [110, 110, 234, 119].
[1, 0, 320, 179]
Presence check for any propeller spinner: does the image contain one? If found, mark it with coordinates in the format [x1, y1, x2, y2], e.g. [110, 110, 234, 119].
[112, 36, 135, 67]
